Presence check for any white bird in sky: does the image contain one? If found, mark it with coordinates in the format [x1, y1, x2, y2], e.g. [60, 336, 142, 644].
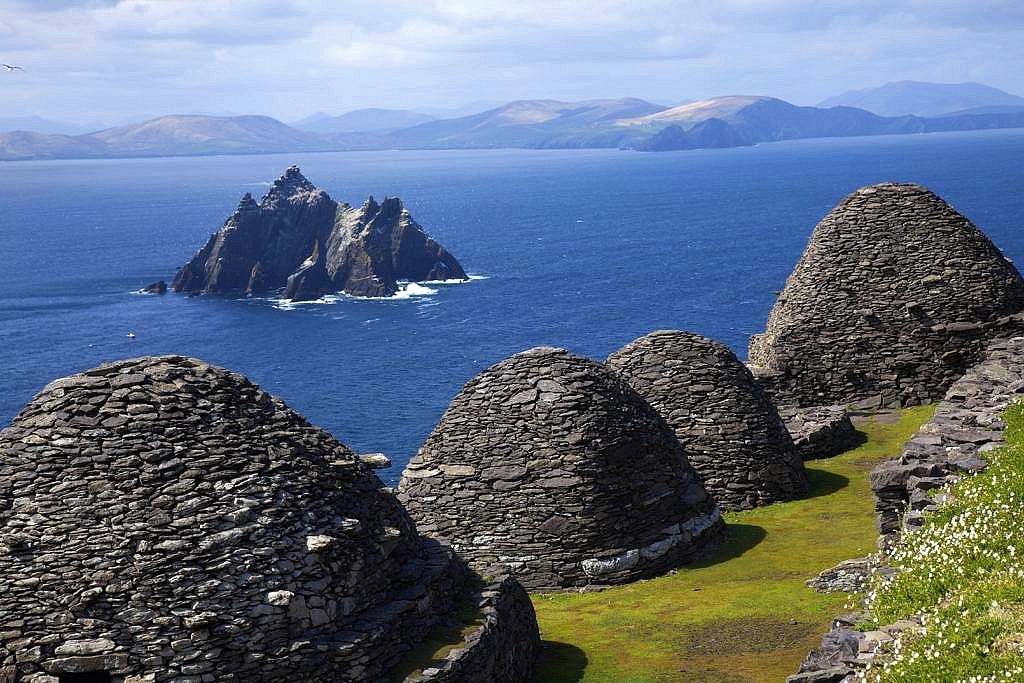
[2, 64, 24, 72]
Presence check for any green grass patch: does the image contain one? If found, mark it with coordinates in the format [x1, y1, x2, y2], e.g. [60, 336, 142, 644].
[863, 403, 1024, 681]
[532, 405, 935, 683]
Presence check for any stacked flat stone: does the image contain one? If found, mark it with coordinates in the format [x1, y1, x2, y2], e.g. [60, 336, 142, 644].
[871, 335, 1024, 550]
[403, 577, 539, 682]
[607, 330, 808, 511]
[748, 182, 1024, 408]
[398, 347, 725, 591]
[0, 356, 538, 683]
[779, 405, 863, 460]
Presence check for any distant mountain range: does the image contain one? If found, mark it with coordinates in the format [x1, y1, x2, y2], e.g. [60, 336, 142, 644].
[292, 108, 437, 134]
[0, 115, 105, 135]
[0, 115, 387, 160]
[3, 83, 1024, 161]
[387, 98, 664, 149]
[818, 81, 1024, 117]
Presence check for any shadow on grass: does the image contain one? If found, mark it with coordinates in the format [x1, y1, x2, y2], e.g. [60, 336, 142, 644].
[694, 523, 767, 567]
[536, 640, 588, 683]
[805, 429, 869, 461]
[801, 468, 850, 500]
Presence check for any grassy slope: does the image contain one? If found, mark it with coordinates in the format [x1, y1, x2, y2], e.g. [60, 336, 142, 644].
[864, 403, 1024, 681]
[532, 406, 935, 683]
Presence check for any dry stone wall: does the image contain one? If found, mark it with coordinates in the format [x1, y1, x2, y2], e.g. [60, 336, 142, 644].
[790, 336, 1024, 682]
[749, 183, 1024, 408]
[398, 347, 726, 591]
[406, 577, 540, 683]
[607, 330, 807, 511]
[871, 335, 1024, 549]
[0, 356, 537, 683]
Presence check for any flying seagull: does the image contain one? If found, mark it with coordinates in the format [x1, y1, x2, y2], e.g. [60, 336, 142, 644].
[2, 64, 24, 72]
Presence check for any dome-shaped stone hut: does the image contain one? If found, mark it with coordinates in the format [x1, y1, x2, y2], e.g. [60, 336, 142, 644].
[748, 182, 1024, 407]
[0, 356, 539, 683]
[607, 330, 807, 511]
[398, 347, 725, 591]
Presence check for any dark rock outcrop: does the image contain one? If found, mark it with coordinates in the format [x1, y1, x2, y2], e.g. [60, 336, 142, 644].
[172, 166, 467, 299]
[141, 279, 167, 294]
[607, 330, 807, 511]
[0, 356, 537, 682]
[749, 182, 1024, 407]
[805, 557, 876, 594]
[398, 347, 725, 591]
[788, 614, 923, 682]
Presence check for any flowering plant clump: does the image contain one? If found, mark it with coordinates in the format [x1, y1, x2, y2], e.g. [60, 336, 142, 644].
[860, 404, 1024, 682]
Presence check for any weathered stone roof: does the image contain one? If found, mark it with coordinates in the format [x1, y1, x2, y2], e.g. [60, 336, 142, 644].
[0, 356, 535, 682]
[398, 347, 725, 591]
[748, 182, 1024, 407]
[607, 330, 807, 511]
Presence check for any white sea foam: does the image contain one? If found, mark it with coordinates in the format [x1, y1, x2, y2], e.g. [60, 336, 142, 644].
[269, 294, 344, 310]
[261, 272, 485, 310]
[389, 282, 438, 299]
[420, 278, 471, 285]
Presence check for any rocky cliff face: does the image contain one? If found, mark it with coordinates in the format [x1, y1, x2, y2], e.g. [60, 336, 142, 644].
[172, 165, 467, 299]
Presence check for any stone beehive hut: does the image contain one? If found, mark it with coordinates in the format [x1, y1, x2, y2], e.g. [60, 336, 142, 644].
[748, 182, 1024, 408]
[607, 330, 808, 511]
[0, 356, 538, 683]
[398, 347, 725, 591]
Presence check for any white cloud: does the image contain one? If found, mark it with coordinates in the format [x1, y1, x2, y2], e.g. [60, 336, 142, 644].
[0, 0, 1021, 123]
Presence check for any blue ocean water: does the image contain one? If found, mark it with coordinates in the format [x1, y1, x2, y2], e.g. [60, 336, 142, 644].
[3, 130, 1024, 484]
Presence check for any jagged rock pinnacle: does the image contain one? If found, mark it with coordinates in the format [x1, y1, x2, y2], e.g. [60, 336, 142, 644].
[171, 166, 467, 299]
[235, 192, 258, 213]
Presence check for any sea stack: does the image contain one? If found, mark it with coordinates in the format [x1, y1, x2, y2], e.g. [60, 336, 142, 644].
[171, 165, 467, 300]
[0, 356, 539, 682]
[398, 347, 725, 591]
[748, 182, 1024, 407]
[607, 330, 808, 511]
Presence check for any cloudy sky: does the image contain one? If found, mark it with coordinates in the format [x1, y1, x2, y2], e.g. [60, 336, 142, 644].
[2, 0, 1023, 126]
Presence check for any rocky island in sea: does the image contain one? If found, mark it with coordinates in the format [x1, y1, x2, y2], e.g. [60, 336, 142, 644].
[172, 165, 467, 300]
